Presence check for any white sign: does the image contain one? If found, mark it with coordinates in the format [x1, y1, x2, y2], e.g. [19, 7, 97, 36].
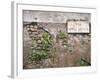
[67, 20, 90, 33]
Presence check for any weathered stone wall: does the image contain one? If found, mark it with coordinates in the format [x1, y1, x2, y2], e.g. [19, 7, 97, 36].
[23, 22, 91, 69]
[23, 11, 91, 69]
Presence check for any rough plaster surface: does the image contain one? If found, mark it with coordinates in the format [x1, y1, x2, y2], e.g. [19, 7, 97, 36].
[23, 10, 90, 23]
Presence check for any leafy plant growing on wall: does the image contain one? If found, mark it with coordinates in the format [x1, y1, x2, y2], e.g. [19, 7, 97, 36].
[31, 49, 48, 63]
[31, 31, 52, 63]
[58, 31, 67, 39]
[57, 31, 74, 54]
[41, 32, 52, 50]
[80, 58, 91, 66]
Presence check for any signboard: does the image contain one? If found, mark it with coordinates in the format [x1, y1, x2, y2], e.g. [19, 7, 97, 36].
[67, 19, 90, 33]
